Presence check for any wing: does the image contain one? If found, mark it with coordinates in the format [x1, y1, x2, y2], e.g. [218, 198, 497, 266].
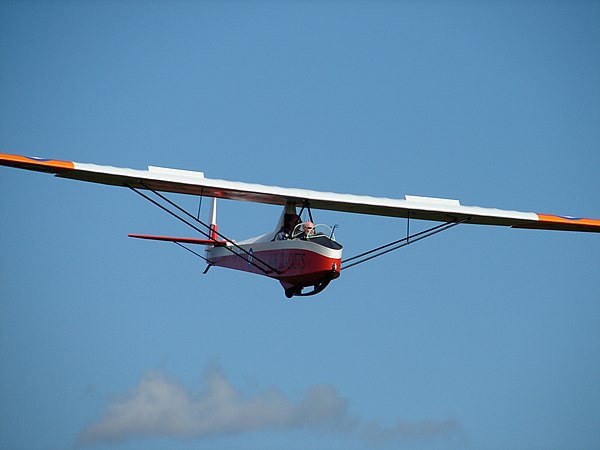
[2, 153, 599, 233]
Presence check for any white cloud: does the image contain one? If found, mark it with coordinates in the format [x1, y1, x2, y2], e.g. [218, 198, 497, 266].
[76, 361, 459, 446]
[76, 360, 355, 446]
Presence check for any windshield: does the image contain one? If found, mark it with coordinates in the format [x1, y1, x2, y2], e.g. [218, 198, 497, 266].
[291, 223, 337, 241]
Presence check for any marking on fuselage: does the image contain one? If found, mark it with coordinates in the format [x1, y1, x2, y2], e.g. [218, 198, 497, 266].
[266, 251, 306, 271]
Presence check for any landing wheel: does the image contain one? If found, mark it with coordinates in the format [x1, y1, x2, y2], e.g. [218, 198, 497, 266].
[285, 288, 296, 299]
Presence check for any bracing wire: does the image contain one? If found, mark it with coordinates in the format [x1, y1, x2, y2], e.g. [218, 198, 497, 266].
[127, 183, 281, 275]
[341, 217, 470, 271]
[174, 241, 210, 263]
[196, 187, 204, 220]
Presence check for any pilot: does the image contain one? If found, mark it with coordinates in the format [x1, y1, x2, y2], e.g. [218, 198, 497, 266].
[273, 214, 300, 241]
[297, 221, 315, 240]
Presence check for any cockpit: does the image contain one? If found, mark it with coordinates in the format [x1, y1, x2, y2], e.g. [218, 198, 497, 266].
[291, 222, 343, 250]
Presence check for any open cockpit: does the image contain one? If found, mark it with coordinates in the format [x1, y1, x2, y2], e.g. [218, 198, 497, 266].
[290, 223, 343, 250]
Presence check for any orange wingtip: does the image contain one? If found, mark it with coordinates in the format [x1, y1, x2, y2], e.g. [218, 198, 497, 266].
[0, 153, 75, 171]
[537, 214, 600, 228]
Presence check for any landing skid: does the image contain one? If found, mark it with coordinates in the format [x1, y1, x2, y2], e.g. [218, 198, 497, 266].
[284, 271, 335, 299]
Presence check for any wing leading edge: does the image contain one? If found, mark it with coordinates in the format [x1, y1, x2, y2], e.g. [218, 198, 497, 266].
[1, 152, 599, 233]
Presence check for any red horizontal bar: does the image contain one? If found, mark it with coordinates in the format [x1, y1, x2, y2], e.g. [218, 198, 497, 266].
[128, 234, 227, 246]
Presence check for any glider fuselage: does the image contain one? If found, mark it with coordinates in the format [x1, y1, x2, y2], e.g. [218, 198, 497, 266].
[207, 234, 342, 297]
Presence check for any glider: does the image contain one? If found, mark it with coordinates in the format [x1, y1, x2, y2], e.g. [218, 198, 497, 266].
[2, 153, 599, 298]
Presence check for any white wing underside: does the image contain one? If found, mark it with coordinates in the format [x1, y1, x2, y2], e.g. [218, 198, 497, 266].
[72, 162, 537, 225]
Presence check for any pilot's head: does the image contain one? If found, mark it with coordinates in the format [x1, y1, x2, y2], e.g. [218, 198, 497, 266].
[303, 221, 315, 235]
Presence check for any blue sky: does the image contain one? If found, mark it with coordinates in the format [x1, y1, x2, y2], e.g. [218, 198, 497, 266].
[1, 1, 599, 449]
